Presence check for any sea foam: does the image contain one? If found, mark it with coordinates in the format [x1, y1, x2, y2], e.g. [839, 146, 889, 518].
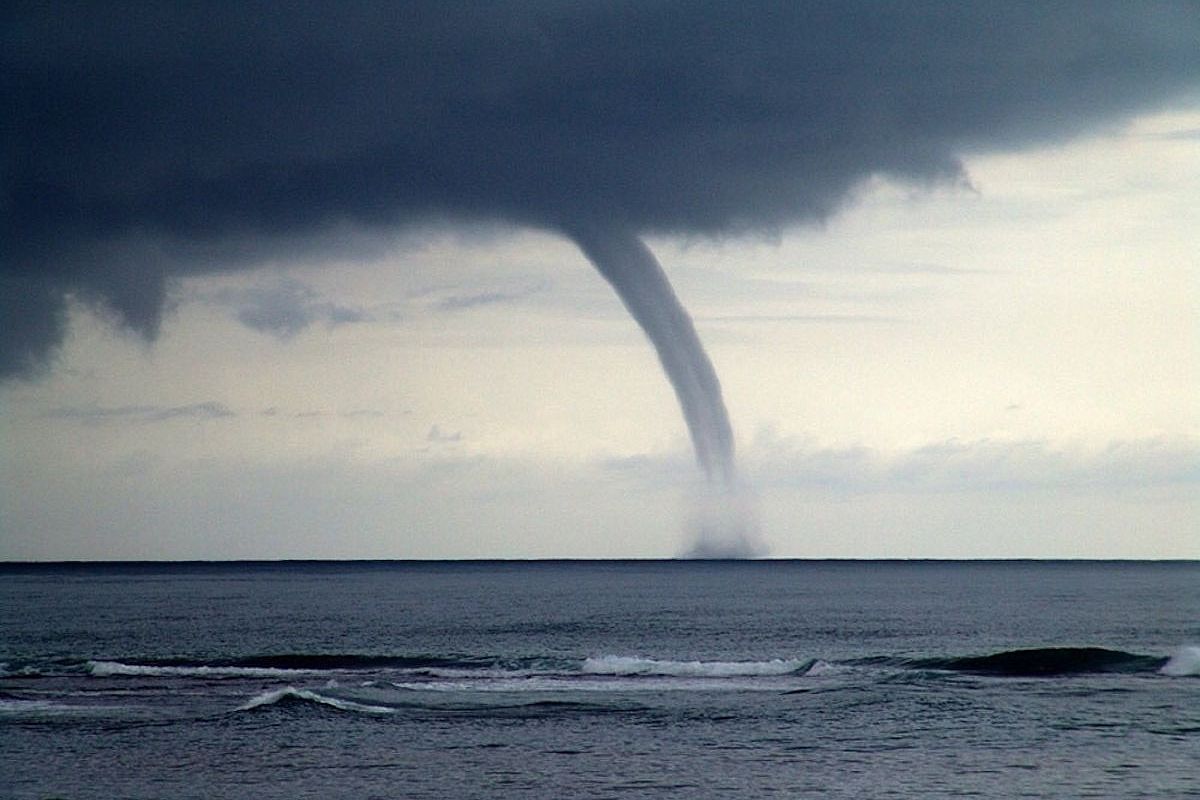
[88, 660, 309, 679]
[1160, 646, 1200, 677]
[581, 655, 813, 677]
[237, 687, 396, 714]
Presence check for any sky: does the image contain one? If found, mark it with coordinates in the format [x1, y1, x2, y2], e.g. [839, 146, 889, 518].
[2, 2, 1198, 559]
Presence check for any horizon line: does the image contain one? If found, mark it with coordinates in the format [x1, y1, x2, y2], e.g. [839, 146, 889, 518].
[1, 557, 1196, 568]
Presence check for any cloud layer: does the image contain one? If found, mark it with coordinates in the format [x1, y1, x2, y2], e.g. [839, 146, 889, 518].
[4, 1, 1199, 376]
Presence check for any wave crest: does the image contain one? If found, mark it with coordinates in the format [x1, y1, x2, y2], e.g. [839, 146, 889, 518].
[87, 660, 310, 679]
[237, 687, 396, 715]
[1160, 646, 1200, 677]
[83, 654, 514, 678]
[916, 647, 1168, 677]
[581, 655, 813, 677]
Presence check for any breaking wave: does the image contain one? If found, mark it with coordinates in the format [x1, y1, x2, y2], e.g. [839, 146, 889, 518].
[81, 654, 545, 679]
[9, 647, 1192, 686]
[88, 661, 312, 679]
[237, 687, 397, 715]
[221, 654, 501, 671]
[235, 686, 642, 718]
[1160, 646, 1200, 677]
[73, 654, 816, 681]
[581, 655, 815, 677]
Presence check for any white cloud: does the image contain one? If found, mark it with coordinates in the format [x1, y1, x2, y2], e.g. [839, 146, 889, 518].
[743, 430, 1199, 493]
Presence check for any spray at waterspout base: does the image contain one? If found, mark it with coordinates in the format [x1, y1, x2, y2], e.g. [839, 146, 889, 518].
[681, 483, 766, 559]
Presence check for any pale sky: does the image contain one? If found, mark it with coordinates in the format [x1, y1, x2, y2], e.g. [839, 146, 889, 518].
[2, 5, 1197, 559]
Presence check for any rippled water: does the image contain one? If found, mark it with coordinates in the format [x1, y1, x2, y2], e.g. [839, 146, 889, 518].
[2, 560, 1197, 798]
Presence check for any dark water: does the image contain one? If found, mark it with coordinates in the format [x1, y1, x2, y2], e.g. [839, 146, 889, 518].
[2, 560, 1197, 799]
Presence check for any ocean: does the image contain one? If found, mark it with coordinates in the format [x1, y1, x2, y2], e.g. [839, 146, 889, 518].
[1, 560, 1197, 799]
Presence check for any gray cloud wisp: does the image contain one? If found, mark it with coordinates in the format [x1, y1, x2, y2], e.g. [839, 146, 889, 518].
[208, 278, 366, 339]
[45, 402, 235, 424]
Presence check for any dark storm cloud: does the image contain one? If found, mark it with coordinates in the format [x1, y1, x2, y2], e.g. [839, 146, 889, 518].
[3, 1, 1198, 377]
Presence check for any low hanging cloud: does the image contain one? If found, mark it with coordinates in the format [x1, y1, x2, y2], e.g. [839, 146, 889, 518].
[3, 1, 1198, 377]
[206, 278, 367, 339]
[431, 281, 551, 312]
[44, 402, 236, 424]
[426, 425, 464, 445]
[741, 434, 1200, 493]
[595, 432, 1200, 494]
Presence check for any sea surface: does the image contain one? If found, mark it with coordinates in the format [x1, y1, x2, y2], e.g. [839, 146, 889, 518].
[2, 560, 1197, 799]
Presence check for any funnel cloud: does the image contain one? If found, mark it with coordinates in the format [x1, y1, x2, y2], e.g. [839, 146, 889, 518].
[567, 225, 733, 484]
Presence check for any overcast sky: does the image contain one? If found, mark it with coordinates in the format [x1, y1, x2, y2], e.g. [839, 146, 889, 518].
[2, 3, 1198, 559]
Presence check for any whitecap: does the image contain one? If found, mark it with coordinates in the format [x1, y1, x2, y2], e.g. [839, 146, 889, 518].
[0, 698, 134, 717]
[802, 659, 844, 677]
[581, 655, 813, 677]
[236, 686, 396, 714]
[88, 660, 309, 679]
[1160, 645, 1200, 677]
[0, 698, 71, 714]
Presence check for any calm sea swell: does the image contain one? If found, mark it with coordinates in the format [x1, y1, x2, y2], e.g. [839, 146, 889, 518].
[2, 560, 1197, 798]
